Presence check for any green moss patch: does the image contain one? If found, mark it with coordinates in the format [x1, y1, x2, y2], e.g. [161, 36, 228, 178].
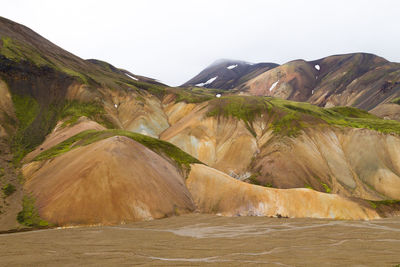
[59, 67, 88, 84]
[327, 106, 373, 118]
[391, 97, 400, 105]
[207, 96, 271, 123]
[246, 173, 273, 188]
[305, 184, 314, 190]
[247, 174, 262, 186]
[0, 37, 48, 66]
[321, 183, 331, 193]
[61, 101, 113, 128]
[17, 195, 49, 227]
[2, 184, 16, 197]
[124, 80, 166, 99]
[207, 96, 273, 136]
[11, 94, 40, 163]
[12, 94, 39, 131]
[34, 129, 202, 172]
[369, 199, 400, 209]
[11, 95, 115, 164]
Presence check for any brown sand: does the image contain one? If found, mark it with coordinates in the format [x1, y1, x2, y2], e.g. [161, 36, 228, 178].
[0, 214, 399, 266]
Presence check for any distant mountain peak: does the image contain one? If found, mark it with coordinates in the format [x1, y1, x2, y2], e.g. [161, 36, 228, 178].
[183, 59, 279, 89]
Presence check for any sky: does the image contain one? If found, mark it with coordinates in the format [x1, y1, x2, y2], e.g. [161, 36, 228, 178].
[2, 0, 400, 86]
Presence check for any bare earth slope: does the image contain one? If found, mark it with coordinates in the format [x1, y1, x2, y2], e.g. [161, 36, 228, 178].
[253, 128, 400, 200]
[370, 103, 400, 121]
[0, 79, 22, 230]
[187, 164, 378, 220]
[162, 96, 400, 201]
[22, 136, 195, 226]
[161, 104, 258, 177]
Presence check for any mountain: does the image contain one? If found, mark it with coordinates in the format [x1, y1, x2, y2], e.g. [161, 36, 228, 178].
[184, 54, 400, 120]
[1, 16, 400, 229]
[161, 96, 400, 202]
[22, 132, 198, 225]
[182, 59, 278, 89]
[0, 16, 187, 228]
[242, 53, 400, 110]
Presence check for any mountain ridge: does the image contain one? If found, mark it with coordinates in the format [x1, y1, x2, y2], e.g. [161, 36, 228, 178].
[0, 16, 400, 229]
[184, 53, 400, 117]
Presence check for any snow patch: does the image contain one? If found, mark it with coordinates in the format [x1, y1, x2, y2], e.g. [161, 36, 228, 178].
[205, 76, 218, 84]
[227, 64, 238, 70]
[269, 80, 279, 92]
[314, 65, 320, 71]
[125, 73, 138, 81]
[195, 76, 218, 87]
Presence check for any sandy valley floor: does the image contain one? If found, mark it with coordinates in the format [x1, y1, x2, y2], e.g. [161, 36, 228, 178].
[1, 214, 400, 266]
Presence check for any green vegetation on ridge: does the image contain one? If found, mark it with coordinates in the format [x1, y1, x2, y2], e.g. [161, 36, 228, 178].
[207, 96, 272, 136]
[207, 96, 270, 123]
[34, 129, 202, 172]
[0, 36, 90, 84]
[0, 35, 163, 90]
[123, 79, 166, 98]
[206, 95, 400, 137]
[0, 36, 48, 66]
[60, 100, 114, 128]
[11, 91, 115, 164]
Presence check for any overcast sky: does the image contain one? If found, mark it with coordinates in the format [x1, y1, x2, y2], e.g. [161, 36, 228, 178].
[2, 0, 400, 86]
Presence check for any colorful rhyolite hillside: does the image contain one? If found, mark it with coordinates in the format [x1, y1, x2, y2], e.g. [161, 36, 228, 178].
[0, 16, 399, 229]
